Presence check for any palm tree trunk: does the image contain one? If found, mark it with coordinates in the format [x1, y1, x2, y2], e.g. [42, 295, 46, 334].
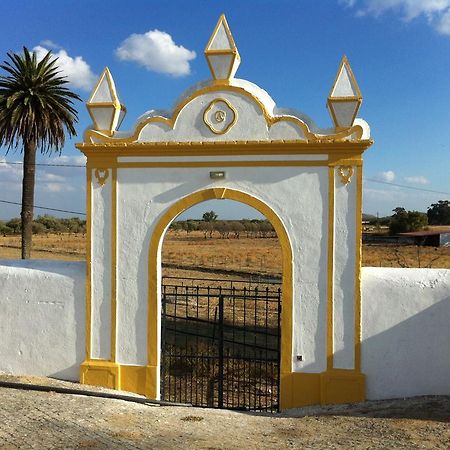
[21, 140, 37, 259]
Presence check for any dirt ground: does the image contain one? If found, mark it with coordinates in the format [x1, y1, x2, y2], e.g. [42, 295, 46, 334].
[0, 375, 448, 449]
[1, 231, 449, 271]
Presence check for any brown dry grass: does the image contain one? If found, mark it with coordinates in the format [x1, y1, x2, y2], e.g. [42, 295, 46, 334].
[1, 231, 449, 273]
[0, 233, 85, 261]
[363, 244, 450, 268]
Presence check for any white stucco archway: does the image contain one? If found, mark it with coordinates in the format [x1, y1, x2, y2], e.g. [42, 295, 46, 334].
[77, 15, 372, 409]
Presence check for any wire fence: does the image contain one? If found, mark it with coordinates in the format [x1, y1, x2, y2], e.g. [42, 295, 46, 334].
[0, 159, 448, 217]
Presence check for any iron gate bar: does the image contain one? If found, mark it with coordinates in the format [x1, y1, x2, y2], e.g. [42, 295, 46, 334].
[162, 275, 281, 285]
[218, 293, 224, 408]
[163, 314, 281, 337]
[160, 278, 281, 412]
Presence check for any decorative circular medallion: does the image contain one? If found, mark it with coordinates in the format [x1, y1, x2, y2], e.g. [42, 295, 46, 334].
[203, 98, 237, 135]
[215, 110, 226, 122]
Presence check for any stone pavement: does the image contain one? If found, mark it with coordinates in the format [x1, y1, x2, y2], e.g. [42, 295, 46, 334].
[0, 377, 449, 449]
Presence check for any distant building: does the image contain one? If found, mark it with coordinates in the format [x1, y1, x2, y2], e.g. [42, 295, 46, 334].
[398, 230, 450, 247]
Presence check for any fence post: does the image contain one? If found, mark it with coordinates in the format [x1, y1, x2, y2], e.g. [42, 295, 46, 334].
[218, 292, 224, 408]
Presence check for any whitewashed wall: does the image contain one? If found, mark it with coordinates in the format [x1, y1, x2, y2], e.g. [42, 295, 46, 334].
[0, 261, 449, 400]
[115, 166, 329, 373]
[0, 260, 85, 381]
[361, 267, 450, 400]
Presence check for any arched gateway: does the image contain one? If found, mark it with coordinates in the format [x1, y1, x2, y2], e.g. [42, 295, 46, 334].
[76, 15, 373, 410]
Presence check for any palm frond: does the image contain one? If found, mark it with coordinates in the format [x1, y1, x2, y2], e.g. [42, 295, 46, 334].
[0, 46, 82, 153]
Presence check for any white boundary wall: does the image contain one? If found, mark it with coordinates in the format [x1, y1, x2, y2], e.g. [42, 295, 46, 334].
[361, 267, 450, 400]
[0, 260, 85, 381]
[0, 261, 449, 400]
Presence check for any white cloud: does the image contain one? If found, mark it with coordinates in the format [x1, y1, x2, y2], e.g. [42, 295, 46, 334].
[404, 175, 430, 184]
[436, 8, 450, 32]
[39, 39, 61, 50]
[0, 158, 22, 183]
[38, 173, 65, 182]
[33, 45, 97, 91]
[116, 30, 196, 77]
[340, 0, 450, 34]
[42, 183, 75, 193]
[375, 170, 396, 182]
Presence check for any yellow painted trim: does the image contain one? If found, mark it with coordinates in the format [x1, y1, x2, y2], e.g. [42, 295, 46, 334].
[205, 52, 239, 81]
[111, 166, 117, 362]
[203, 97, 238, 134]
[85, 166, 92, 360]
[80, 362, 157, 399]
[328, 56, 362, 100]
[327, 56, 363, 129]
[284, 373, 322, 408]
[205, 14, 239, 55]
[87, 68, 126, 133]
[327, 166, 335, 370]
[320, 369, 365, 405]
[328, 155, 363, 166]
[82, 83, 318, 144]
[80, 360, 120, 390]
[88, 68, 114, 104]
[80, 361, 365, 409]
[146, 188, 293, 406]
[116, 160, 328, 169]
[327, 98, 362, 130]
[354, 165, 363, 372]
[337, 165, 354, 185]
[76, 140, 372, 157]
[119, 365, 148, 396]
[94, 168, 109, 186]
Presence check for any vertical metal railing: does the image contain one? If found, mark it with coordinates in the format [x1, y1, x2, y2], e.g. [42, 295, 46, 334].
[217, 292, 224, 408]
[160, 277, 282, 412]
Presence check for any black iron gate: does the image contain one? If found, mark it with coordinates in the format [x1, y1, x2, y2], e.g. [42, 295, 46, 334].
[160, 277, 281, 412]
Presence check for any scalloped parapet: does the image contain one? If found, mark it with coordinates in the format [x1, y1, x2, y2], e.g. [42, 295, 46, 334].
[81, 15, 371, 147]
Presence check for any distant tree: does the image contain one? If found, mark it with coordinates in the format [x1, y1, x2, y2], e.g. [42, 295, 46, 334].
[259, 220, 274, 238]
[6, 217, 21, 233]
[199, 221, 213, 239]
[389, 207, 428, 234]
[0, 221, 12, 235]
[31, 221, 46, 234]
[230, 221, 245, 239]
[60, 217, 85, 234]
[427, 200, 450, 225]
[241, 220, 254, 238]
[202, 211, 218, 222]
[169, 221, 183, 234]
[35, 215, 65, 233]
[215, 220, 231, 239]
[182, 220, 196, 235]
[0, 47, 81, 258]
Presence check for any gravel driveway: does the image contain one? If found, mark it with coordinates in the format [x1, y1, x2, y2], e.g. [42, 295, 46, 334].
[0, 375, 448, 449]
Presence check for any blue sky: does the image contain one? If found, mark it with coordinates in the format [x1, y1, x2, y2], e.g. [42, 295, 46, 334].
[1, 0, 449, 220]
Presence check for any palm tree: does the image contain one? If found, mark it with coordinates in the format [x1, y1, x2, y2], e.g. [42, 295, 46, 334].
[0, 47, 81, 258]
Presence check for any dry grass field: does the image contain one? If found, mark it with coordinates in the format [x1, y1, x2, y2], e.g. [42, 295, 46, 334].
[1, 231, 449, 275]
[0, 233, 85, 261]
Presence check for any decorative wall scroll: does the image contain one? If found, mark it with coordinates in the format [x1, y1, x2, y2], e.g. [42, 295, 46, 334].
[338, 165, 354, 185]
[94, 168, 109, 186]
[203, 98, 237, 135]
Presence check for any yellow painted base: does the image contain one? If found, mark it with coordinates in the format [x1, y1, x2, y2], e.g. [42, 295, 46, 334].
[80, 360, 119, 390]
[81, 361, 365, 410]
[320, 369, 365, 405]
[281, 370, 365, 409]
[80, 360, 158, 398]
